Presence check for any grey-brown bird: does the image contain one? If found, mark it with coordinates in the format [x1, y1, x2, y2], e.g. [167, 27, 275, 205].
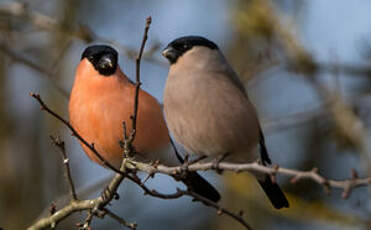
[162, 36, 289, 209]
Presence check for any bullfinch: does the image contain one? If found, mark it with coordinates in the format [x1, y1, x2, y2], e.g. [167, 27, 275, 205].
[162, 36, 289, 209]
[69, 45, 220, 202]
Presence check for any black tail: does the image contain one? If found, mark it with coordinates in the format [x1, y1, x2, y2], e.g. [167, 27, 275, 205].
[182, 172, 221, 203]
[258, 176, 289, 209]
[258, 129, 289, 209]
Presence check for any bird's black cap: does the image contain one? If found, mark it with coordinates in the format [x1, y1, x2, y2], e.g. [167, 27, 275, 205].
[162, 36, 218, 64]
[81, 45, 118, 76]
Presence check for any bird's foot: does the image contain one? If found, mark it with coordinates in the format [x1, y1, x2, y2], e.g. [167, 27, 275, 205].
[212, 152, 229, 174]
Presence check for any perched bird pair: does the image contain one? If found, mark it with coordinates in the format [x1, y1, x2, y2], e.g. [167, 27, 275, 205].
[69, 36, 289, 209]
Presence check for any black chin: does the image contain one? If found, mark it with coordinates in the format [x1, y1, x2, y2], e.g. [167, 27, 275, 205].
[97, 67, 116, 76]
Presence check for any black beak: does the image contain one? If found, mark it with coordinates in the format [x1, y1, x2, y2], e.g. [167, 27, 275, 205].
[161, 47, 172, 58]
[161, 47, 178, 64]
[98, 55, 114, 70]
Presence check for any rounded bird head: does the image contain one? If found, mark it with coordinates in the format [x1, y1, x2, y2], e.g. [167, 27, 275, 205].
[162, 36, 218, 64]
[81, 45, 118, 76]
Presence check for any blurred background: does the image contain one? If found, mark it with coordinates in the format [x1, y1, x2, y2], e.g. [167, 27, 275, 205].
[0, 0, 370, 229]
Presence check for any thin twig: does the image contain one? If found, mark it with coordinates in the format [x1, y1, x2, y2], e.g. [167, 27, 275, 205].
[130, 16, 152, 142]
[82, 210, 94, 230]
[126, 174, 184, 199]
[50, 135, 77, 201]
[102, 208, 137, 230]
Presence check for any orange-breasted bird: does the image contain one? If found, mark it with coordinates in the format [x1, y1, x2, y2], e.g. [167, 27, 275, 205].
[69, 45, 220, 202]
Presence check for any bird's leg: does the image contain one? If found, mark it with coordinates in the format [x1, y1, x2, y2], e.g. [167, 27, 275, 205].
[188, 155, 207, 165]
[100, 186, 112, 205]
[179, 154, 206, 178]
[184, 152, 190, 164]
[212, 152, 230, 174]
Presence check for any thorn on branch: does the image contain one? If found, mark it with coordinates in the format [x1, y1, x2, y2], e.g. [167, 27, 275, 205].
[342, 168, 360, 199]
[322, 180, 331, 195]
[49, 202, 56, 216]
[311, 168, 331, 195]
[351, 168, 359, 179]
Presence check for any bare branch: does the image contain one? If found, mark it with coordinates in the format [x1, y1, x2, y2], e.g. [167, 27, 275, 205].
[130, 161, 371, 198]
